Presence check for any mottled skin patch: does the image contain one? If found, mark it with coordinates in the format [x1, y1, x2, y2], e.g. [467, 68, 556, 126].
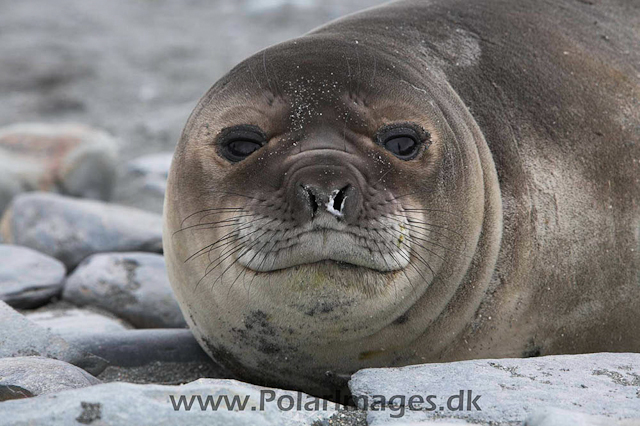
[392, 313, 409, 325]
[522, 339, 542, 358]
[164, 0, 640, 397]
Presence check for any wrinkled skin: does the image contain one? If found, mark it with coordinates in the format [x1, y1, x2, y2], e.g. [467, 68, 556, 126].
[163, 0, 640, 396]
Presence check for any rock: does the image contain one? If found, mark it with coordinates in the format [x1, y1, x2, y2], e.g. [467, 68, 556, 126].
[0, 192, 163, 268]
[524, 407, 640, 426]
[63, 252, 186, 328]
[348, 353, 640, 425]
[97, 360, 229, 388]
[127, 151, 173, 195]
[25, 305, 131, 339]
[0, 378, 342, 426]
[365, 422, 474, 426]
[0, 356, 100, 402]
[0, 123, 118, 213]
[0, 300, 107, 376]
[0, 244, 66, 309]
[65, 329, 230, 385]
[319, 409, 369, 426]
[66, 329, 216, 368]
[115, 151, 175, 214]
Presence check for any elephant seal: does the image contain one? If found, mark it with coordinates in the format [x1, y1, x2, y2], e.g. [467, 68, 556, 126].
[163, 0, 640, 397]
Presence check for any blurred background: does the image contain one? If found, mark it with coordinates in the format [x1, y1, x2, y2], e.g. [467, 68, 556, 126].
[0, 0, 388, 213]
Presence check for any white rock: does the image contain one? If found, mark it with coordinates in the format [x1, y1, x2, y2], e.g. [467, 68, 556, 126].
[524, 407, 640, 426]
[349, 353, 640, 425]
[0, 378, 342, 426]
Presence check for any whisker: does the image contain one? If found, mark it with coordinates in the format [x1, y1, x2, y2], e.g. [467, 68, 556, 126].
[206, 189, 267, 202]
[375, 218, 467, 258]
[195, 226, 273, 292]
[370, 228, 421, 295]
[373, 227, 437, 278]
[381, 213, 466, 244]
[180, 207, 247, 228]
[401, 207, 458, 216]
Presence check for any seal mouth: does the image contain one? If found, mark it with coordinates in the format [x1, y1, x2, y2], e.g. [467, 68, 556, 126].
[235, 216, 411, 273]
[254, 259, 394, 274]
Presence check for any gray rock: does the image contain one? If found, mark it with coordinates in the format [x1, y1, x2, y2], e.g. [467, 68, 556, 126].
[0, 356, 100, 402]
[0, 300, 107, 376]
[127, 152, 173, 182]
[524, 407, 640, 426]
[25, 307, 130, 339]
[97, 361, 229, 387]
[349, 353, 640, 425]
[0, 244, 66, 308]
[65, 329, 230, 384]
[0, 123, 118, 213]
[0, 378, 342, 426]
[67, 329, 218, 368]
[116, 151, 174, 214]
[0, 192, 163, 268]
[63, 252, 185, 328]
[367, 422, 475, 426]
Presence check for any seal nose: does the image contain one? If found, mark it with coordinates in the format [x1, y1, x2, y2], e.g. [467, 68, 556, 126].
[294, 177, 360, 224]
[302, 184, 351, 218]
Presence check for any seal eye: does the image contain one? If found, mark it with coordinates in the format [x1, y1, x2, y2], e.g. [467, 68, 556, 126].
[227, 140, 262, 159]
[384, 136, 417, 159]
[375, 123, 427, 160]
[218, 125, 267, 162]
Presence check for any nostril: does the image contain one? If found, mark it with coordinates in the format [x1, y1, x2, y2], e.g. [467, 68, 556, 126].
[302, 185, 318, 215]
[332, 184, 350, 213]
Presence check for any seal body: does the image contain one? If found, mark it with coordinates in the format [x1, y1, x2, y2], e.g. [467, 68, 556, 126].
[163, 0, 640, 396]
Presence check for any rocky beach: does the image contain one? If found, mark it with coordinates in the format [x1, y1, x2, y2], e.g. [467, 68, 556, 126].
[1, 1, 639, 425]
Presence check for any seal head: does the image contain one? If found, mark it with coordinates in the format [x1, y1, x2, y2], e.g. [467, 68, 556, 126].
[163, 29, 502, 395]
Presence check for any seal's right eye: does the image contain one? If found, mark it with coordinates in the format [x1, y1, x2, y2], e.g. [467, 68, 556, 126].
[218, 125, 266, 163]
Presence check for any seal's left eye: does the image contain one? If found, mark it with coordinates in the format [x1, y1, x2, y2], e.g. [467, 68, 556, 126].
[375, 123, 427, 161]
[227, 140, 261, 159]
[218, 125, 266, 162]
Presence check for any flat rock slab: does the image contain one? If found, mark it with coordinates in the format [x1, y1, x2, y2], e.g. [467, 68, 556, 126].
[0, 300, 107, 376]
[349, 353, 640, 425]
[0, 244, 66, 309]
[0, 192, 163, 268]
[524, 407, 640, 426]
[63, 252, 186, 328]
[0, 356, 100, 402]
[25, 306, 131, 340]
[0, 378, 342, 426]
